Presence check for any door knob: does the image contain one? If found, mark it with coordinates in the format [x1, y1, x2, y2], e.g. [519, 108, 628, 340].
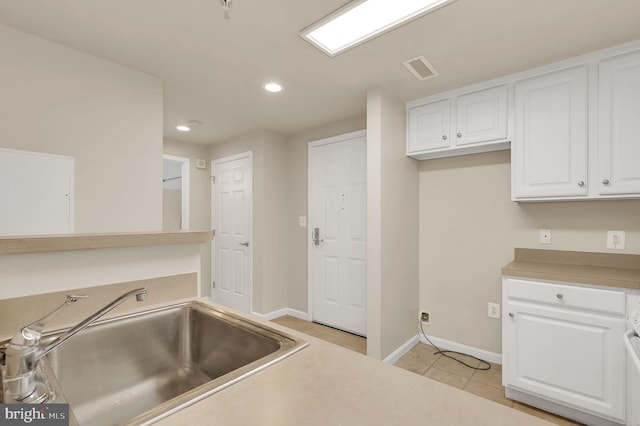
[239, 241, 249, 247]
[508, 312, 515, 318]
[578, 180, 584, 187]
[602, 178, 610, 185]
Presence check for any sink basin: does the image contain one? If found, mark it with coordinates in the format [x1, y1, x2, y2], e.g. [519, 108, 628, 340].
[13, 301, 307, 425]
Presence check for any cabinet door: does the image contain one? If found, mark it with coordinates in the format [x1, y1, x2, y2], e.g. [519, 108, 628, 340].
[598, 52, 640, 195]
[407, 99, 450, 153]
[503, 302, 626, 422]
[455, 85, 508, 146]
[512, 67, 588, 199]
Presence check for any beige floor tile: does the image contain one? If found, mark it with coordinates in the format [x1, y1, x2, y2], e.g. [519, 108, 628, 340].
[271, 316, 366, 355]
[512, 402, 585, 425]
[394, 343, 441, 375]
[463, 381, 513, 407]
[469, 362, 503, 388]
[431, 353, 481, 379]
[423, 367, 469, 389]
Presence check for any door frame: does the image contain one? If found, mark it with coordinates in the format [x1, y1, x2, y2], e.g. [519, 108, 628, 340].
[211, 151, 253, 311]
[162, 154, 190, 230]
[307, 129, 366, 323]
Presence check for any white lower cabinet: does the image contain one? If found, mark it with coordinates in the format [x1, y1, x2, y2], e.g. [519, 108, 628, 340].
[503, 278, 627, 424]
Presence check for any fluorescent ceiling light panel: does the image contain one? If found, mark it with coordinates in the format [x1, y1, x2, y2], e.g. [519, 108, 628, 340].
[301, 0, 453, 56]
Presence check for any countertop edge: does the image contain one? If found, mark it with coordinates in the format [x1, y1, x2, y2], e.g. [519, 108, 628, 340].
[502, 249, 640, 290]
[0, 230, 213, 255]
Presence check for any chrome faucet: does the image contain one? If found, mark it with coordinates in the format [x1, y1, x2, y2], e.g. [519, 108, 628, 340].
[2, 287, 147, 403]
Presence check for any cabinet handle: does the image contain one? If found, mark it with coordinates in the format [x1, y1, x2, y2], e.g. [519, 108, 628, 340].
[578, 180, 584, 187]
[442, 135, 447, 140]
[556, 293, 563, 299]
[602, 178, 610, 185]
[508, 312, 515, 318]
[456, 133, 462, 138]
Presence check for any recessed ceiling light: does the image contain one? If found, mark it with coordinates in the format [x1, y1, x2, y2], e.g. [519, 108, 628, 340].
[301, 0, 455, 57]
[265, 83, 283, 93]
[176, 120, 202, 132]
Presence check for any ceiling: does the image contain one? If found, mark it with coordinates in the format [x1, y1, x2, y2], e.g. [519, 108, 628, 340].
[2, 0, 640, 145]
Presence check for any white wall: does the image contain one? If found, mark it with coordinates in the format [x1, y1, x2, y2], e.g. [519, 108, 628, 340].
[0, 244, 202, 300]
[367, 88, 420, 359]
[0, 24, 163, 233]
[419, 150, 640, 354]
[163, 139, 212, 295]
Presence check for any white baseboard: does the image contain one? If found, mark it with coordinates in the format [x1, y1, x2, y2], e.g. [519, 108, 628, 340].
[419, 334, 502, 365]
[383, 335, 420, 364]
[252, 307, 308, 321]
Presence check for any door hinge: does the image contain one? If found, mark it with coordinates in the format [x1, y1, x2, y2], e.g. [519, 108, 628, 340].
[212, 281, 215, 289]
[211, 175, 215, 183]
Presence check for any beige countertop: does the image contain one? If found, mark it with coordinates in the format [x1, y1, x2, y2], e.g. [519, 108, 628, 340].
[0, 230, 212, 255]
[502, 248, 640, 289]
[154, 299, 552, 426]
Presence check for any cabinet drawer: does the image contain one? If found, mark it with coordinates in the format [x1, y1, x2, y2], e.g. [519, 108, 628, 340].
[505, 278, 625, 315]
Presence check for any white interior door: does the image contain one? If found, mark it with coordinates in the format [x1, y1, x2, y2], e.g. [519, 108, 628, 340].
[309, 130, 366, 336]
[212, 152, 252, 313]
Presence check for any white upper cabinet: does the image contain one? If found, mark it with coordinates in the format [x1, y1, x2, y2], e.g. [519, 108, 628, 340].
[407, 85, 510, 160]
[598, 51, 640, 195]
[407, 99, 450, 153]
[455, 85, 508, 146]
[512, 67, 588, 199]
[406, 40, 640, 201]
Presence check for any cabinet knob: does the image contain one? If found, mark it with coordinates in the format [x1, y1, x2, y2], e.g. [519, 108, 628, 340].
[456, 133, 462, 138]
[602, 178, 610, 185]
[442, 135, 447, 140]
[508, 312, 515, 318]
[556, 293, 563, 299]
[578, 180, 584, 187]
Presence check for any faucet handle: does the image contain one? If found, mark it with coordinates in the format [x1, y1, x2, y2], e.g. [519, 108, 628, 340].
[16, 294, 88, 346]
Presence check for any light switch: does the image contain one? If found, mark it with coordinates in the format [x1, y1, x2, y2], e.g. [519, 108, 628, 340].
[298, 216, 307, 227]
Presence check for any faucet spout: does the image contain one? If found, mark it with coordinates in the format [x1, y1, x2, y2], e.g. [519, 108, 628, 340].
[2, 287, 147, 403]
[38, 288, 147, 360]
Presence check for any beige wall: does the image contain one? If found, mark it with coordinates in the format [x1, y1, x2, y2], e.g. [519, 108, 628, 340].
[162, 189, 182, 231]
[367, 88, 420, 359]
[419, 150, 640, 354]
[163, 139, 212, 295]
[0, 24, 163, 233]
[285, 115, 367, 312]
[209, 130, 289, 314]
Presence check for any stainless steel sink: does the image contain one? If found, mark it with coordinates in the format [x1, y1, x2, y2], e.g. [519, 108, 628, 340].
[5, 301, 307, 425]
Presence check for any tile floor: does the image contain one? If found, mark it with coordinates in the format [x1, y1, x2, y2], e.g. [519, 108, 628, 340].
[271, 315, 582, 426]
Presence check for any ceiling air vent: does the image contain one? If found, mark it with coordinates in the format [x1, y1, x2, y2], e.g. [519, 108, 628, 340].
[403, 56, 439, 81]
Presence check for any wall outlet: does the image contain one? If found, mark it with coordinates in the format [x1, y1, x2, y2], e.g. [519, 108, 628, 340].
[607, 231, 625, 249]
[298, 216, 307, 227]
[539, 229, 552, 244]
[488, 303, 500, 319]
[420, 311, 431, 324]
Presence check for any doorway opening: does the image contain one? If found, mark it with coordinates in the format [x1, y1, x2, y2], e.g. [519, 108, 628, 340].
[162, 155, 190, 231]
